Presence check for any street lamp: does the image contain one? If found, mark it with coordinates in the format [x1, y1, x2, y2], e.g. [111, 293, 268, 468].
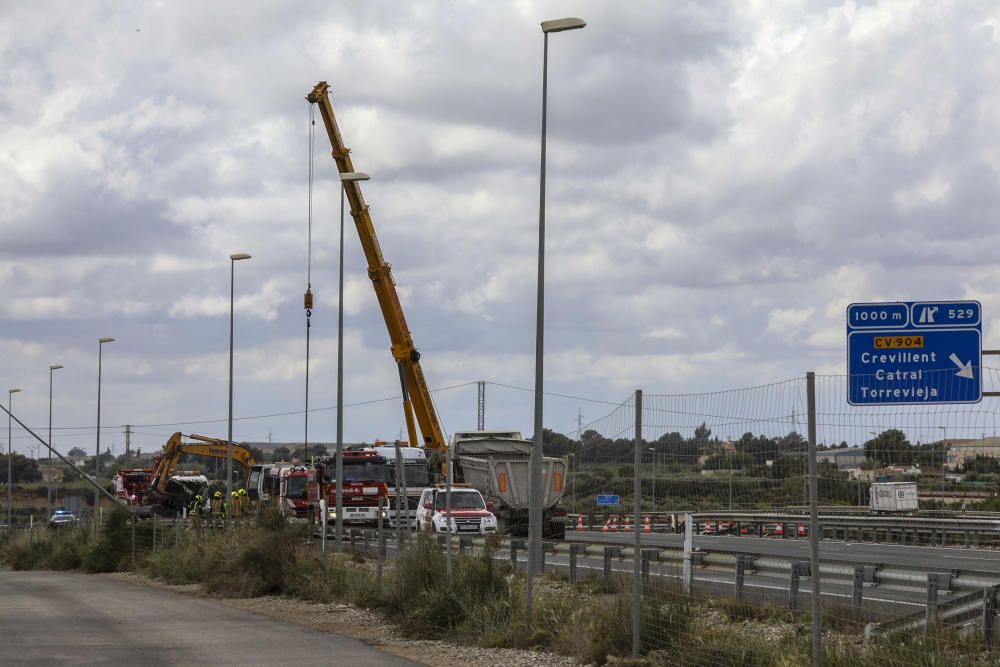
[47, 364, 63, 518]
[336, 171, 369, 549]
[95, 338, 114, 523]
[227, 252, 252, 531]
[528, 16, 586, 616]
[7, 387, 21, 529]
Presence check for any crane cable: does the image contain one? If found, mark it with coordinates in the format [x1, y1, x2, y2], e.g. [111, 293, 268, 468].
[304, 102, 316, 462]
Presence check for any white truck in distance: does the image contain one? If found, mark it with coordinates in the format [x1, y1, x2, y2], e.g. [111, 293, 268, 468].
[870, 481, 918, 513]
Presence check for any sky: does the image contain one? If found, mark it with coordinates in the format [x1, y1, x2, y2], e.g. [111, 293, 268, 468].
[3, 0, 1000, 457]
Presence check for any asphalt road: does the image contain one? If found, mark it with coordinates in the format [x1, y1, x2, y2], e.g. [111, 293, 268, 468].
[0, 570, 419, 666]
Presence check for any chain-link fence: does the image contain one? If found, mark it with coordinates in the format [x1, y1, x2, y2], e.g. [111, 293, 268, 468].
[557, 370, 1000, 663]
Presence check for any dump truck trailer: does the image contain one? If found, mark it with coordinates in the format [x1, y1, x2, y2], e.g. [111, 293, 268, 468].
[451, 431, 568, 539]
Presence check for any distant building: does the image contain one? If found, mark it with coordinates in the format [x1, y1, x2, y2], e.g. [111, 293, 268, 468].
[39, 467, 64, 483]
[816, 448, 866, 469]
[946, 437, 1000, 470]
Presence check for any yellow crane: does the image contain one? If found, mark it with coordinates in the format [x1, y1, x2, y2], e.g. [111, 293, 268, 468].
[307, 81, 448, 473]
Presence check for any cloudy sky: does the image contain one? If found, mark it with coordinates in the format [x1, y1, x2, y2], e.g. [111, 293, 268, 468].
[3, 0, 1000, 456]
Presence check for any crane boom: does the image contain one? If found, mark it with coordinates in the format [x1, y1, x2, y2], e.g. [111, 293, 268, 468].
[307, 81, 448, 469]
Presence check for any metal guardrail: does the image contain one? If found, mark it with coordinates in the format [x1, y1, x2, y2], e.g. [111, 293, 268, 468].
[568, 510, 1000, 550]
[867, 585, 999, 641]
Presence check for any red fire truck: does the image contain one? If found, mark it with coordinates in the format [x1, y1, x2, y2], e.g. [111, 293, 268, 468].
[277, 466, 311, 519]
[309, 449, 389, 526]
[111, 468, 154, 505]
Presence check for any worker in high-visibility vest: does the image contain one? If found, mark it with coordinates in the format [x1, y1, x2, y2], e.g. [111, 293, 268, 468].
[237, 488, 248, 517]
[231, 490, 240, 519]
[212, 490, 224, 520]
[188, 495, 203, 528]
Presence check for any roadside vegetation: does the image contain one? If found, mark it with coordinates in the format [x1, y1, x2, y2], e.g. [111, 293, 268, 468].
[2, 508, 997, 666]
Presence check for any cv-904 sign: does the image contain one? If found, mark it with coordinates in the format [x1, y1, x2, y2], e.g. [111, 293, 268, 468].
[847, 301, 982, 405]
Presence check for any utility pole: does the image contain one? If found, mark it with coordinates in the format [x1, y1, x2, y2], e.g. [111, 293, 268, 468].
[477, 381, 485, 431]
[577, 408, 583, 439]
[124, 425, 131, 465]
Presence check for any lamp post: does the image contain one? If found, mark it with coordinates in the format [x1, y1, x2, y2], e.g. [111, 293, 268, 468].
[48, 364, 63, 519]
[7, 387, 21, 529]
[227, 252, 252, 532]
[336, 171, 369, 548]
[528, 16, 586, 617]
[95, 338, 114, 523]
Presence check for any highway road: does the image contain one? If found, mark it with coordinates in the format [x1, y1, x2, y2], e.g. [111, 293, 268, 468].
[0, 570, 419, 666]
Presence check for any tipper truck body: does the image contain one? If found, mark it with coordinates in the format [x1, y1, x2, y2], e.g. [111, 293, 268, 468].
[451, 430, 568, 539]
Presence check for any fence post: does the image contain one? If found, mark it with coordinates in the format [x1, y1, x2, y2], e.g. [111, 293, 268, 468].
[852, 566, 864, 620]
[789, 561, 810, 611]
[445, 444, 454, 591]
[570, 544, 585, 583]
[632, 389, 642, 659]
[683, 512, 693, 594]
[321, 498, 327, 559]
[983, 587, 997, 646]
[806, 372, 821, 667]
[131, 512, 136, 570]
[377, 495, 384, 595]
[789, 564, 800, 610]
[735, 555, 752, 601]
[925, 574, 940, 635]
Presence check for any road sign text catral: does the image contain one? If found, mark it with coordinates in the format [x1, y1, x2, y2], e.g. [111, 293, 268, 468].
[596, 494, 621, 506]
[847, 301, 982, 405]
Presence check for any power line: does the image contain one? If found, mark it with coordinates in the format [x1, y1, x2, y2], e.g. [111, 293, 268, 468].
[5, 381, 480, 433]
[484, 380, 623, 406]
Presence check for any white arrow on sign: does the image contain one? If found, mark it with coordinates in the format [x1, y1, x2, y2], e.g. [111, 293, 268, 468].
[949, 353, 974, 379]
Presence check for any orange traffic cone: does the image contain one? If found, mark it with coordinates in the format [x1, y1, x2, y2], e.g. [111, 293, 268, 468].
[643, 514, 652, 533]
[576, 515, 584, 532]
[623, 514, 632, 532]
[601, 516, 612, 533]
[610, 515, 618, 533]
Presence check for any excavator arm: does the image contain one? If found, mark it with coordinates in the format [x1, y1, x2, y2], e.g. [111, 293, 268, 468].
[150, 432, 256, 494]
[307, 81, 448, 471]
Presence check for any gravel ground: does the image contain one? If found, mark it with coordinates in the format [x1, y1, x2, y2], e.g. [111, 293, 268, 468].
[103, 572, 580, 667]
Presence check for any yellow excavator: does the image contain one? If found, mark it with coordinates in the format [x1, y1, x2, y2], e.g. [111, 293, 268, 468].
[308, 81, 448, 475]
[143, 432, 256, 514]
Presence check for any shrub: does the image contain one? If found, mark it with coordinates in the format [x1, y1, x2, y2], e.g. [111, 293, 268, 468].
[82, 506, 133, 573]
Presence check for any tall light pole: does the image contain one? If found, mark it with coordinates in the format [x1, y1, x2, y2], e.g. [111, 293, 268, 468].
[228, 252, 252, 531]
[7, 387, 21, 529]
[47, 364, 63, 518]
[528, 16, 586, 617]
[95, 337, 114, 522]
[337, 171, 369, 548]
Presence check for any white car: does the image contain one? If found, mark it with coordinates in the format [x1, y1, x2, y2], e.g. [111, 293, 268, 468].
[416, 486, 497, 535]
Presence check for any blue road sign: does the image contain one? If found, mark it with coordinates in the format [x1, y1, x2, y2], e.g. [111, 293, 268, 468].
[846, 301, 982, 405]
[596, 494, 620, 506]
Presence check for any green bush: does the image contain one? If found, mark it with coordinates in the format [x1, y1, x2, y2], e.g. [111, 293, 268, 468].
[3, 527, 90, 571]
[82, 506, 133, 573]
